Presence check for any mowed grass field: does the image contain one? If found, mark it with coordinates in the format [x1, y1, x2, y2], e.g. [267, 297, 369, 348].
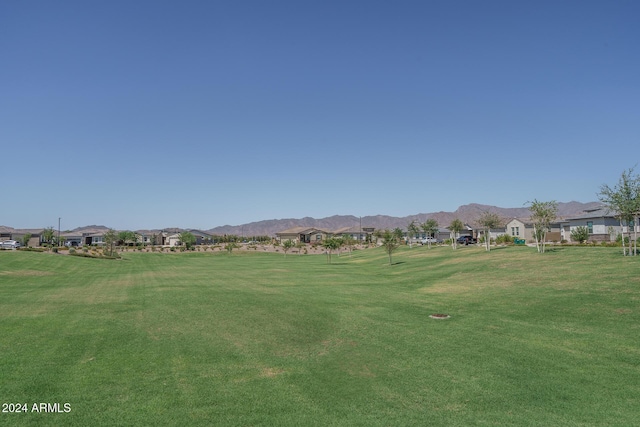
[1, 245, 640, 426]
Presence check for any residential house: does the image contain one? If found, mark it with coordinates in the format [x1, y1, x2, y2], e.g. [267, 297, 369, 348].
[560, 207, 638, 242]
[7, 228, 44, 247]
[165, 233, 182, 247]
[331, 226, 376, 242]
[60, 231, 83, 247]
[135, 230, 166, 246]
[84, 232, 106, 246]
[0, 227, 44, 247]
[276, 227, 332, 244]
[505, 218, 562, 243]
[0, 226, 13, 241]
[188, 229, 213, 245]
[474, 225, 507, 242]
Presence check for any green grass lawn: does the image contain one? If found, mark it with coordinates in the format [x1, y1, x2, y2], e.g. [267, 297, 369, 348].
[1, 245, 640, 426]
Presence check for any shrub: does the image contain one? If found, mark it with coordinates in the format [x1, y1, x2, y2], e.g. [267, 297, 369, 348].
[571, 226, 589, 244]
[616, 235, 630, 245]
[496, 234, 514, 245]
[18, 247, 45, 252]
[69, 248, 76, 254]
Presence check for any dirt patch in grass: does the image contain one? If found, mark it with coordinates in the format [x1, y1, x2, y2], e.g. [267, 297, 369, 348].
[260, 367, 285, 378]
[420, 280, 516, 295]
[0, 270, 53, 277]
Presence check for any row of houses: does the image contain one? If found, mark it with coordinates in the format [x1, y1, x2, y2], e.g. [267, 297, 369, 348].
[275, 226, 377, 244]
[468, 207, 637, 243]
[0, 227, 218, 248]
[275, 207, 639, 245]
[2, 207, 637, 248]
[502, 207, 639, 243]
[275, 225, 462, 244]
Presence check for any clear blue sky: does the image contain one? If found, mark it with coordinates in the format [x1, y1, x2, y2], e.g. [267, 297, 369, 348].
[2, 0, 638, 230]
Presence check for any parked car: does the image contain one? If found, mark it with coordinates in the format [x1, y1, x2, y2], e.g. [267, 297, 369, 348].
[0, 240, 21, 249]
[420, 237, 439, 245]
[456, 236, 477, 245]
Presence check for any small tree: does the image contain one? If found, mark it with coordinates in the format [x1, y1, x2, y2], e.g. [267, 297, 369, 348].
[104, 229, 117, 257]
[335, 237, 345, 257]
[421, 219, 439, 248]
[21, 233, 32, 248]
[118, 230, 137, 247]
[342, 234, 356, 256]
[448, 219, 464, 250]
[282, 239, 294, 257]
[380, 229, 400, 265]
[599, 167, 640, 256]
[225, 242, 238, 254]
[528, 200, 558, 254]
[392, 227, 404, 244]
[407, 220, 420, 248]
[571, 226, 589, 244]
[477, 211, 502, 252]
[322, 237, 341, 264]
[179, 231, 196, 250]
[42, 227, 55, 247]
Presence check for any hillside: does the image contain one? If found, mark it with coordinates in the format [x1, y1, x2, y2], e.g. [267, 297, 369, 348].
[207, 201, 602, 237]
[2, 201, 601, 236]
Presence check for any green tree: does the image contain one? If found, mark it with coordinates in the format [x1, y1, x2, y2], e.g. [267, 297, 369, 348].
[392, 227, 404, 244]
[528, 200, 558, 254]
[104, 229, 117, 257]
[421, 218, 439, 248]
[282, 239, 294, 257]
[179, 231, 196, 250]
[335, 237, 345, 257]
[477, 211, 502, 252]
[380, 229, 400, 265]
[599, 167, 640, 256]
[448, 219, 464, 250]
[225, 242, 238, 254]
[571, 226, 589, 244]
[322, 238, 341, 264]
[118, 230, 136, 247]
[407, 220, 420, 248]
[42, 227, 55, 247]
[342, 234, 356, 256]
[180, 232, 195, 249]
[21, 233, 32, 248]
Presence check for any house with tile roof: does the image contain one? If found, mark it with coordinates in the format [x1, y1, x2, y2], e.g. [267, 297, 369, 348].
[504, 218, 562, 243]
[275, 227, 333, 244]
[560, 206, 637, 242]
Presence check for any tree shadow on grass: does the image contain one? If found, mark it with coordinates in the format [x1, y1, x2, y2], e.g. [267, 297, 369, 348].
[541, 246, 566, 253]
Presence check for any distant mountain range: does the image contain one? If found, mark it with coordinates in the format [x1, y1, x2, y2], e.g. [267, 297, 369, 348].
[1, 201, 602, 236]
[204, 201, 601, 237]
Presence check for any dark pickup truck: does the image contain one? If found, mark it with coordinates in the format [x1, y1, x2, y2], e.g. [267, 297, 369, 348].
[456, 236, 477, 245]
